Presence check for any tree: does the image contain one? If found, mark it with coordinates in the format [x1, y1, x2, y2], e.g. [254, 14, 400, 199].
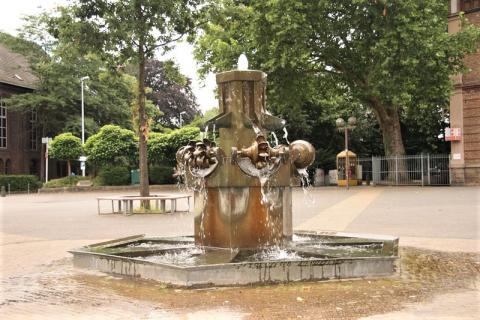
[84, 125, 138, 168]
[194, 0, 480, 156]
[58, 0, 204, 200]
[145, 59, 199, 129]
[0, 31, 134, 138]
[49, 133, 83, 176]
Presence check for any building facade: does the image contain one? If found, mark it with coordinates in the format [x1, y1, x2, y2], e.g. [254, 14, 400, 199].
[448, 1, 480, 185]
[0, 44, 42, 177]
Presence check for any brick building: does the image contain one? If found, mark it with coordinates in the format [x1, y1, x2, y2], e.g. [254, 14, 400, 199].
[0, 44, 42, 177]
[448, 1, 480, 185]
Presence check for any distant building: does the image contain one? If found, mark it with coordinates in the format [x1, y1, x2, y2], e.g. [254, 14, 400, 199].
[0, 43, 41, 177]
[448, 1, 480, 185]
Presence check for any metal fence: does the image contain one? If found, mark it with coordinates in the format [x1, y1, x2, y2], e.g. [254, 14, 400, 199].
[357, 154, 450, 186]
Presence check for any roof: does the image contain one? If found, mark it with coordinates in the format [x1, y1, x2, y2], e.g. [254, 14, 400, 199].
[337, 149, 357, 158]
[0, 43, 38, 90]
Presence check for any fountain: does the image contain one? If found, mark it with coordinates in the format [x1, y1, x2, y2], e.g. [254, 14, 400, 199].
[70, 60, 398, 287]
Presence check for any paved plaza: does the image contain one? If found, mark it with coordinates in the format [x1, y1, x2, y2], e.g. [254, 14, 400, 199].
[1, 186, 479, 319]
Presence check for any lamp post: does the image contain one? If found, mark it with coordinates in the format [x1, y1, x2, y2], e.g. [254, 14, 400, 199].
[80, 76, 89, 176]
[336, 116, 357, 189]
[179, 111, 187, 127]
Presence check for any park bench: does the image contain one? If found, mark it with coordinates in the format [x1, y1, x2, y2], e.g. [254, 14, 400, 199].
[97, 194, 191, 216]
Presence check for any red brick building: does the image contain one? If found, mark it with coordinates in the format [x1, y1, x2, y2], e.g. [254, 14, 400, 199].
[0, 44, 42, 177]
[448, 1, 480, 185]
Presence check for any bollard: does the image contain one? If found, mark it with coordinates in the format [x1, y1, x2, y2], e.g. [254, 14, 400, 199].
[1, 185, 5, 197]
[27, 182, 30, 194]
[8, 183, 10, 195]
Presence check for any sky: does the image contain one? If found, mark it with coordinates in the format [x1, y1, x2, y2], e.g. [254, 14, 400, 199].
[0, 0, 217, 113]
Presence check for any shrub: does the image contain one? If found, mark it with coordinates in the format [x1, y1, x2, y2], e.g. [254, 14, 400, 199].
[149, 165, 175, 184]
[0, 175, 42, 192]
[97, 165, 130, 186]
[148, 126, 200, 165]
[43, 176, 89, 188]
[85, 125, 138, 167]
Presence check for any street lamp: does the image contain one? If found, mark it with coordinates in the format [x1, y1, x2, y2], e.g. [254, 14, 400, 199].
[80, 76, 89, 176]
[336, 116, 357, 189]
[179, 111, 187, 127]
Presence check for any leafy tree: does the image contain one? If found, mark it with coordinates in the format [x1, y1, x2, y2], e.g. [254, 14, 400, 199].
[58, 0, 205, 199]
[84, 125, 138, 168]
[49, 133, 83, 176]
[145, 59, 199, 129]
[194, 0, 480, 156]
[0, 30, 134, 139]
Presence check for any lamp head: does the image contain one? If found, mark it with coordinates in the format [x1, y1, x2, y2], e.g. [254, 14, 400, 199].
[347, 116, 357, 127]
[81, 76, 90, 81]
[335, 118, 345, 128]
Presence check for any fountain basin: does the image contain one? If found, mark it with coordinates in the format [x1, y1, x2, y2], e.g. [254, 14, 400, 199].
[70, 231, 398, 287]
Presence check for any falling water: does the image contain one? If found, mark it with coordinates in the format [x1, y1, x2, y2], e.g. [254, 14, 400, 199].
[212, 124, 217, 143]
[283, 127, 290, 144]
[252, 123, 261, 135]
[271, 132, 279, 147]
[204, 124, 209, 140]
[297, 168, 315, 205]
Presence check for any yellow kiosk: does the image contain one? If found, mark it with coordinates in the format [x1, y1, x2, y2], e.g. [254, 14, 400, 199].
[337, 150, 357, 187]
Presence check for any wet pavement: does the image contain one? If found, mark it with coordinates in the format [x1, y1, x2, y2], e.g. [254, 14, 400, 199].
[1, 186, 479, 319]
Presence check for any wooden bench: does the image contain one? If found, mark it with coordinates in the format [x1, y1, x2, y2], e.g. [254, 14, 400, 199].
[97, 194, 191, 216]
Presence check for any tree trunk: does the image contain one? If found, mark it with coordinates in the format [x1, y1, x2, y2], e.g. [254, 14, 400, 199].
[370, 99, 408, 183]
[138, 43, 150, 203]
[370, 101, 406, 156]
[67, 160, 71, 176]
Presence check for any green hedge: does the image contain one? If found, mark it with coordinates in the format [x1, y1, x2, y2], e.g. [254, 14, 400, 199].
[97, 166, 130, 186]
[149, 165, 175, 184]
[0, 175, 42, 192]
[43, 176, 89, 188]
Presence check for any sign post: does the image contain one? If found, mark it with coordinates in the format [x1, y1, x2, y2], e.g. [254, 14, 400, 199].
[41, 137, 52, 182]
[79, 155, 87, 177]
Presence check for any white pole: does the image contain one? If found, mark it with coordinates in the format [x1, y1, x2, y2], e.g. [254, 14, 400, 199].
[81, 79, 85, 145]
[45, 140, 49, 182]
[80, 77, 88, 177]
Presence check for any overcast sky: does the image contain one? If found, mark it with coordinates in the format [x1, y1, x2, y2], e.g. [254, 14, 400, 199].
[0, 0, 217, 113]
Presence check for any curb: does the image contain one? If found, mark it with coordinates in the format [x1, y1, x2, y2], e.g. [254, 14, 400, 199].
[38, 184, 179, 193]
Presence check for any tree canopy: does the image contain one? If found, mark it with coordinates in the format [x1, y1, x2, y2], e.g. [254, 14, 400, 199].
[145, 59, 199, 129]
[49, 132, 83, 175]
[194, 0, 480, 156]
[59, 0, 205, 198]
[0, 30, 134, 138]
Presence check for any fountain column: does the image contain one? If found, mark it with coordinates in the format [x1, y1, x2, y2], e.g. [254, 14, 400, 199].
[192, 70, 294, 249]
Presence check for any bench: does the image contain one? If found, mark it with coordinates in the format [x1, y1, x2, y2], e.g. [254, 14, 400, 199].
[97, 194, 191, 216]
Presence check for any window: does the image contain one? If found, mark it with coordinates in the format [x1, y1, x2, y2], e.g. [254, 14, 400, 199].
[0, 159, 4, 174]
[0, 97, 6, 149]
[461, 0, 480, 11]
[28, 110, 38, 151]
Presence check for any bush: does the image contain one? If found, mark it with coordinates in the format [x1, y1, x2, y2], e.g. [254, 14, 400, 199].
[0, 175, 42, 192]
[148, 126, 200, 165]
[149, 165, 175, 184]
[97, 165, 130, 186]
[85, 125, 138, 167]
[43, 176, 89, 188]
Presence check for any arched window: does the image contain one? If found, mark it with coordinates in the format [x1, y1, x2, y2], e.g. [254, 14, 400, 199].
[5, 159, 11, 174]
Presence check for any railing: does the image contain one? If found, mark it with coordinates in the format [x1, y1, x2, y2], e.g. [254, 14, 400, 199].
[357, 154, 450, 186]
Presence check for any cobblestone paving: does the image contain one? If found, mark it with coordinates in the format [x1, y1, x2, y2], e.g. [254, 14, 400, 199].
[1, 247, 478, 319]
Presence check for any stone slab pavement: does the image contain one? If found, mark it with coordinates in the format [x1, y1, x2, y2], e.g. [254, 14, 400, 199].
[1, 185, 479, 319]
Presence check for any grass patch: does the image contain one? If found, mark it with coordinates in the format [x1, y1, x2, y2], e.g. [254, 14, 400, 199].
[43, 176, 90, 188]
